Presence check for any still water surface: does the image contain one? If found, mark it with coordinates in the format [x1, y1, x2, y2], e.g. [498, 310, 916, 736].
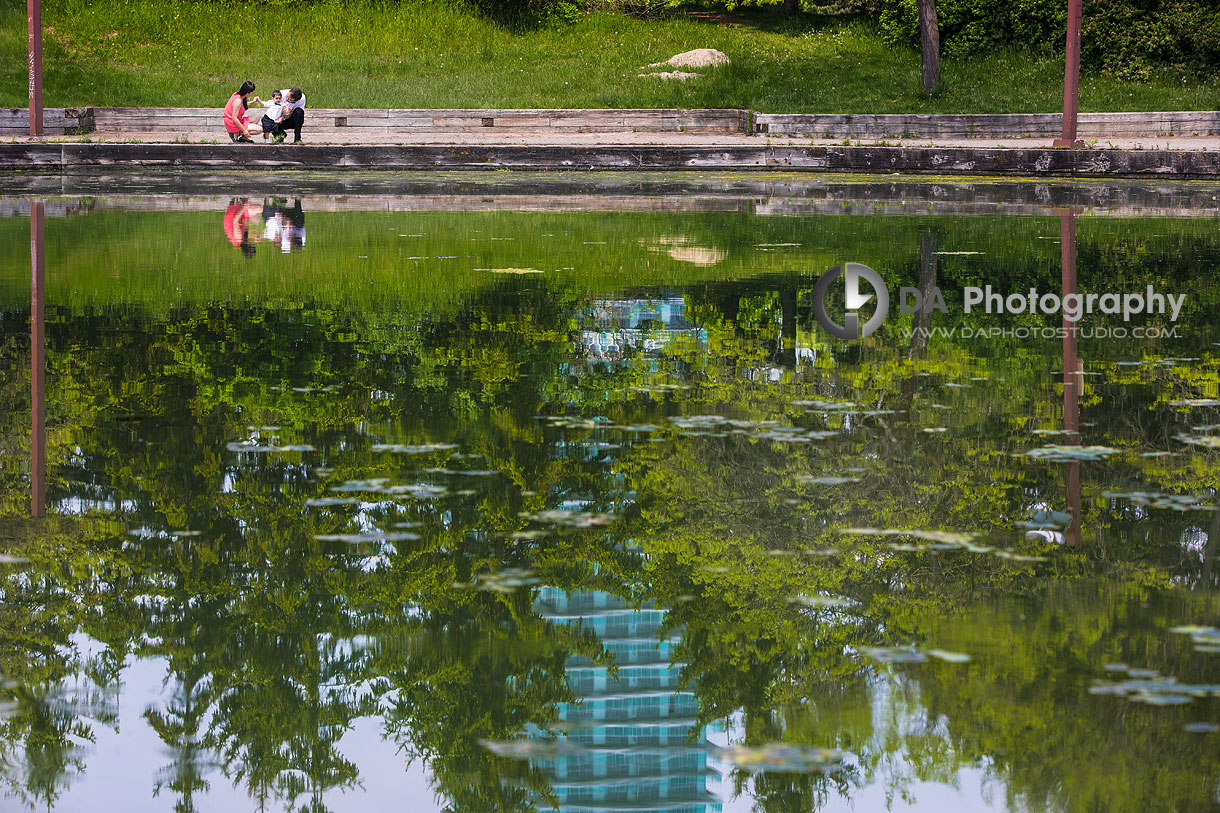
[0, 180, 1218, 812]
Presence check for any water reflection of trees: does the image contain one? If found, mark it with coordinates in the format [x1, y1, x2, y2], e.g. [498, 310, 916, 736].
[0, 235, 1217, 811]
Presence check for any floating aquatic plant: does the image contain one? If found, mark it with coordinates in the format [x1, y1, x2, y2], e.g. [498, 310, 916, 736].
[1104, 492, 1216, 511]
[857, 646, 928, 664]
[926, 649, 973, 663]
[1089, 664, 1220, 705]
[331, 480, 449, 499]
[857, 646, 971, 664]
[1019, 445, 1121, 462]
[1178, 433, 1220, 450]
[630, 382, 690, 392]
[424, 467, 500, 477]
[226, 441, 316, 453]
[520, 509, 616, 528]
[792, 399, 857, 411]
[1170, 625, 1220, 653]
[541, 416, 609, 430]
[837, 527, 1045, 560]
[371, 443, 460, 454]
[459, 568, 542, 593]
[1185, 723, 1220, 733]
[306, 497, 360, 507]
[841, 527, 977, 545]
[314, 531, 420, 543]
[794, 475, 862, 486]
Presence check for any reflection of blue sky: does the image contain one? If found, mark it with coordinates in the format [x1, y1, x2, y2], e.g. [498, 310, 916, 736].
[703, 678, 1010, 813]
[36, 642, 442, 813]
[34, 644, 1011, 813]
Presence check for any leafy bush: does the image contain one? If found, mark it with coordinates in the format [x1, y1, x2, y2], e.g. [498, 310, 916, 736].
[877, 0, 1063, 56]
[463, 0, 582, 24]
[873, 0, 1220, 76]
[1081, 0, 1220, 79]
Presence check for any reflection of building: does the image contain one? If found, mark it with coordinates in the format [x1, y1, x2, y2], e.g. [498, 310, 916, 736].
[528, 588, 721, 813]
[579, 298, 706, 359]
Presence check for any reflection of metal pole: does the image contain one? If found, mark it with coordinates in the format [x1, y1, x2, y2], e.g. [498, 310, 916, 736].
[27, 0, 43, 136]
[31, 200, 45, 517]
[1054, 0, 1084, 148]
[1058, 208, 1081, 546]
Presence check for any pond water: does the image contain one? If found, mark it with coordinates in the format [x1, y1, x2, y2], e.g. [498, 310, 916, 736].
[0, 175, 1218, 812]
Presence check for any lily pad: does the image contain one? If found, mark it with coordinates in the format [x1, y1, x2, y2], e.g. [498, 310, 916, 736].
[858, 646, 928, 664]
[926, 649, 972, 663]
[1019, 445, 1121, 462]
[460, 568, 542, 593]
[371, 443, 460, 454]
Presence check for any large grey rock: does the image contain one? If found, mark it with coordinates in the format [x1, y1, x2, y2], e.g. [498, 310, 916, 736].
[651, 48, 730, 68]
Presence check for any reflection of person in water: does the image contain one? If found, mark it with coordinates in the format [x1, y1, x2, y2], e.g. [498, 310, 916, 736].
[223, 198, 258, 257]
[261, 198, 307, 253]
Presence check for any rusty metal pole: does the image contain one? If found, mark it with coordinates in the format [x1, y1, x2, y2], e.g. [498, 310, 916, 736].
[1054, 0, 1084, 148]
[1058, 208, 1082, 546]
[28, 0, 43, 136]
[31, 200, 45, 518]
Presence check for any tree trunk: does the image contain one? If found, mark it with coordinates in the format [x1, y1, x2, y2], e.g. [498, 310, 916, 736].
[778, 285, 797, 368]
[900, 229, 937, 411]
[910, 229, 938, 359]
[917, 0, 941, 93]
[781, 0, 799, 17]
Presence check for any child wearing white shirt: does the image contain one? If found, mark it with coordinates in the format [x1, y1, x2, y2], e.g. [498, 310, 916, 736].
[258, 90, 285, 142]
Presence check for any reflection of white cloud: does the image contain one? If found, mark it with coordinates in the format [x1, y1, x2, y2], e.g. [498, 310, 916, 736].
[667, 246, 724, 265]
[644, 234, 724, 265]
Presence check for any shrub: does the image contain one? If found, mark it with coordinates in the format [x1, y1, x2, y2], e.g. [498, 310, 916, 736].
[463, 0, 582, 24]
[872, 0, 1220, 76]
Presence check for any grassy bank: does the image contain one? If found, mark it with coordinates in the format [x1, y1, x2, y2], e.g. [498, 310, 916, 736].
[3, 0, 1220, 113]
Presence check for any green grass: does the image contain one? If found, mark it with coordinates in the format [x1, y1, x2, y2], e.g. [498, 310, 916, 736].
[3, 0, 1220, 113]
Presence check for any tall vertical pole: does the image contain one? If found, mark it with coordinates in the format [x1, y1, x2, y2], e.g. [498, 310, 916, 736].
[1059, 208, 1081, 547]
[1054, 0, 1083, 148]
[31, 200, 45, 518]
[28, 0, 43, 136]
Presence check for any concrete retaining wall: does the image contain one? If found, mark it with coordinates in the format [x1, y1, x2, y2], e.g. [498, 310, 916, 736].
[1, 108, 94, 135]
[89, 107, 751, 134]
[7, 108, 1220, 138]
[754, 111, 1220, 138]
[3, 142, 1219, 177]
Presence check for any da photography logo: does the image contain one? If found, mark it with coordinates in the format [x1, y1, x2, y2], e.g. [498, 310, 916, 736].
[811, 266, 1185, 341]
[813, 263, 890, 339]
